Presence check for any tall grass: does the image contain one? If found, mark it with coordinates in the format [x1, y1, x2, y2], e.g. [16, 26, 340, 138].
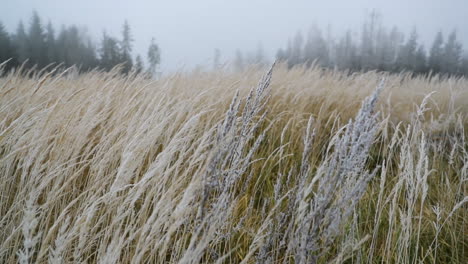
[0, 63, 467, 263]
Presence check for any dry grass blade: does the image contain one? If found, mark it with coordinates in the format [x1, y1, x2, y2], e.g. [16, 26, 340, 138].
[0, 63, 466, 263]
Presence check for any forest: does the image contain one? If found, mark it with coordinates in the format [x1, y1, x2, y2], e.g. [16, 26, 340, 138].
[0, 11, 160, 75]
[237, 11, 468, 76]
[1, 10, 468, 77]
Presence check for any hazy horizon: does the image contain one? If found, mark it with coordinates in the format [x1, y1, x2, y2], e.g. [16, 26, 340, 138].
[1, 0, 467, 72]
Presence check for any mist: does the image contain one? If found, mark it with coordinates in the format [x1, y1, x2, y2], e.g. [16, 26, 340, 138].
[2, 1, 468, 263]
[1, 0, 467, 72]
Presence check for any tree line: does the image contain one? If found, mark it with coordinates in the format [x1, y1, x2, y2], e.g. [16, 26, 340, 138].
[0, 11, 161, 76]
[272, 11, 468, 76]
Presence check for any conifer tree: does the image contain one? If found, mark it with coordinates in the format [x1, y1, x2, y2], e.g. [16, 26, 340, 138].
[303, 25, 329, 67]
[120, 20, 133, 73]
[147, 38, 161, 76]
[28, 11, 47, 67]
[14, 21, 28, 64]
[414, 45, 427, 74]
[290, 31, 303, 66]
[45, 21, 56, 63]
[135, 54, 144, 74]
[100, 32, 121, 71]
[442, 30, 462, 74]
[429, 31, 444, 73]
[397, 28, 419, 71]
[0, 22, 15, 69]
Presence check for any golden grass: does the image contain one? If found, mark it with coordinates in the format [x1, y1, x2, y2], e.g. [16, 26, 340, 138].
[0, 64, 467, 263]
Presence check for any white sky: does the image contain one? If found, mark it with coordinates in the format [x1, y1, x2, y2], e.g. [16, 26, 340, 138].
[1, 0, 467, 72]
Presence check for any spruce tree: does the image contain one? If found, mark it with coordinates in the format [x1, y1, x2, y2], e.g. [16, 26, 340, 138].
[100, 32, 121, 71]
[397, 28, 419, 71]
[45, 21, 56, 63]
[28, 11, 47, 68]
[442, 30, 462, 74]
[135, 54, 144, 74]
[14, 21, 28, 64]
[429, 31, 444, 73]
[121, 20, 133, 73]
[414, 45, 427, 74]
[147, 38, 160, 76]
[461, 55, 468, 76]
[303, 25, 329, 67]
[290, 31, 303, 66]
[0, 21, 15, 69]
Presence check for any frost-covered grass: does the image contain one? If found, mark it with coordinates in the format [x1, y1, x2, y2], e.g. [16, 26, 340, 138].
[0, 63, 467, 263]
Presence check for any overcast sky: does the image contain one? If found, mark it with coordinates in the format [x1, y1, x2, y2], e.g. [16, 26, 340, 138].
[1, 0, 467, 72]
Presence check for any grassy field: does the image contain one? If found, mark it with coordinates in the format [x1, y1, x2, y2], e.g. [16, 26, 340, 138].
[0, 63, 467, 263]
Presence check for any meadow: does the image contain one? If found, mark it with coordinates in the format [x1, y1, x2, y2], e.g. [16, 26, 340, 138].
[0, 63, 467, 263]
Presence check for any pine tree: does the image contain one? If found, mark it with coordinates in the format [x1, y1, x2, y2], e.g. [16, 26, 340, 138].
[28, 11, 47, 68]
[99, 31, 121, 71]
[285, 39, 293, 68]
[461, 54, 468, 76]
[387, 26, 404, 70]
[147, 38, 161, 76]
[397, 28, 419, 71]
[54, 25, 65, 64]
[82, 38, 98, 71]
[0, 21, 15, 70]
[374, 23, 388, 70]
[414, 45, 427, 74]
[135, 54, 144, 74]
[14, 21, 28, 64]
[303, 25, 329, 67]
[61, 26, 79, 66]
[120, 20, 133, 73]
[45, 21, 56, 63]
[51, 25, 98, 71]
[335, 30, 358, 70]
[360, 10, 381, 70]
[290, 31, 303, 66]
[429, 31, 444, 73]
[442, 30, 462, 74]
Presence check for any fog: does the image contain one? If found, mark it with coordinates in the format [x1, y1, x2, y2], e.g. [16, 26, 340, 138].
[1, 0, 467, 72]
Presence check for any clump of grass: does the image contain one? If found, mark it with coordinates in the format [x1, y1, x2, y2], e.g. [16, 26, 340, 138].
[0, 63, 467, 263]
